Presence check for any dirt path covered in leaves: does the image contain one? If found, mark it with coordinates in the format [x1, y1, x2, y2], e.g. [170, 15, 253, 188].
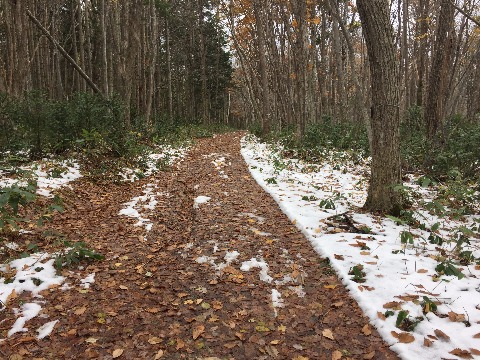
[1, 132, 398, 359]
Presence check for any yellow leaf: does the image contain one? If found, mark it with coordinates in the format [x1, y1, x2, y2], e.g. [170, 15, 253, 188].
[324, 284, 337, 290]
[322, 328, 334, 340]
[112, 349, 124, 358]
[148, 337, 162, 345]
[184, 299, 194, 305]
[277, 324, 287, 333]
[255, 324, 270, 332]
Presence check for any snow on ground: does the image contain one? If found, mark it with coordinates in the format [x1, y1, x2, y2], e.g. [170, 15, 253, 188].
[194, 196, 211, 209]
[121, 144, 189, 182]
[241, 135, 480, 360]
[0, 160, 82, 197]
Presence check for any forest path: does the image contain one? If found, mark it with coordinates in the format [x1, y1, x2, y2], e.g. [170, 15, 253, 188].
[1, 132, 398, 359]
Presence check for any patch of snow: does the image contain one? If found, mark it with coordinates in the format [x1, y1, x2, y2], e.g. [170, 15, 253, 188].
[240, 258, 273, 283]
[80, 273, 95, 289]
[37, 320, 59, 339]
[241, 135, 480, 360]
[8, 302, 42, 337]
[194, 196, 211, 209]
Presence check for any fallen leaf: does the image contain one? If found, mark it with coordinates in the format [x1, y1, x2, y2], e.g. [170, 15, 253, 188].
[85, 337, 98, 344]
[324, 284, 337, 290]
[119, 285, 128, 290]
[176, 338, 185, 350]
[212, 301, 223, 310]
[322, 329, 334, 340]
[148, 337, 162, 345]
[6, 289, 17, 305]
[112, 349, 124, 358]
[417, 269, 428, 273]
[391, 331, 415, 343]
[360, 251, 370, 256]
[434, 329, 450, 341]
[332, 350, 342, 360]
[255, 324, 270, 332]
[363, 351, 375, 359]
[448, 311, 466, 323]
[473, 333, 480, 339]
[146, 308, 160, 313]
[277, 324, 286, 333]
[75, 306, 87, 315]
[383, 301, 403, 309]
[333, 301, 344, 308]
[423, 338, 433, 347]
[193, 325, 205, 340]
[377, 312, 386, 321]
[449, 348, 473, 359]
[270, 339, 280, 345]
[362, 324, 372, 336]
[334, 254, 344, 261]
[470, 348, 480, 356]
[293, 357, 309, 360]
[154, 350, 164, 359]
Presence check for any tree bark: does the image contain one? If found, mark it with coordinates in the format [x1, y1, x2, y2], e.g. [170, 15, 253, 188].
[424, 0, 455, 142]
[357, 0, 402, 214]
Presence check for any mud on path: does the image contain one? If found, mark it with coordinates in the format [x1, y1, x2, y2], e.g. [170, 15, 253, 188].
[1, 132, 398, 359]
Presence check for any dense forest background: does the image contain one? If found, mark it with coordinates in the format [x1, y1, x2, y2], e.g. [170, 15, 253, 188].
[0, 0, 479, 186]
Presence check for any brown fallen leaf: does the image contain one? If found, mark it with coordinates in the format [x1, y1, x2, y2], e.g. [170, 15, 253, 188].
[470, 348, 480, 356]
[334, 254, 344, 261]
[193, 325, 205, 340]
[322, 329, 334, 340]
[473, 333, 480, 339]
[360, 251, 370, 256]
[417, 269, 428, 273]
[176, 338, 185, 350]
[146, 308, 160, 313]
[153, 350, 164, 359]
[449, 348, 473, 359]
[332, 350, 342, 360]
[6, 289, 17, 305]
[377, 312, 387, 321]
[119, 285, 128, 290]
[391, 331, 415, 343]
[332, 301, 344, 308]
[74, 306, 87, 315]
[363, 351, 375, 360]
[362, 324, 372, 336]
[112, 349, 124, 358]
[448, 311, 466, 323]
[423, 338, 433, 347]
[383, 301, 403, 309]
[434, 329, 450, 341]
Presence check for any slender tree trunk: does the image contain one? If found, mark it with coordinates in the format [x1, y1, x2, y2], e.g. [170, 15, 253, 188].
[425, 0, 455, 142]
[253, 0, 270, 135]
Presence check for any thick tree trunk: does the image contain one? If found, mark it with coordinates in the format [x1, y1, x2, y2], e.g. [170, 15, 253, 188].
[357, 0, 402, 214]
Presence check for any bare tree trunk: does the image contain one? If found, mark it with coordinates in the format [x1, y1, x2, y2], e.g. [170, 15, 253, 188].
[425, 0, 455, 142]
[358, 0, 402, 214]
[253, 0, 271, 135]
